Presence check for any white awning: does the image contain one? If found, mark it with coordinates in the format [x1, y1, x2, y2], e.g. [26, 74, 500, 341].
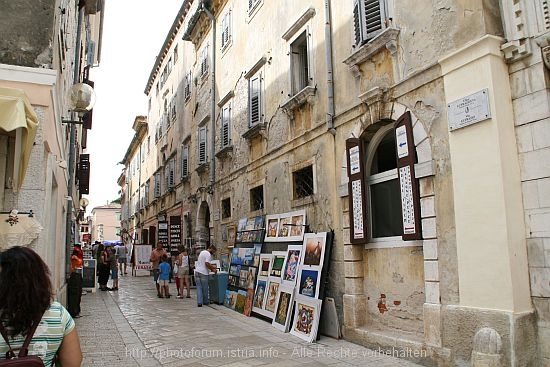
[0, 87, 39, 191]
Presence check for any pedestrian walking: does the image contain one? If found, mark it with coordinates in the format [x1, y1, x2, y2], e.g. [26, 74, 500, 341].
[0, 246, 82, 366]
[149, 242, 167, 297]
[67, 246, 84, 318]
[194, 245, 217, 307]
[116, 242, 128, 275]
[98, 245, 111, 291]
[109, 246, 118, 291]
[175, 245, 191, 298]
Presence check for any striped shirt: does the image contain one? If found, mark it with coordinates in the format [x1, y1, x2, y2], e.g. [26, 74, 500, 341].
[0, 302, 75, 365]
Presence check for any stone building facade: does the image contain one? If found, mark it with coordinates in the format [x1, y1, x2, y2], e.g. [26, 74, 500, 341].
[120, 0, 549, 364]
[0, 0, 104, 302]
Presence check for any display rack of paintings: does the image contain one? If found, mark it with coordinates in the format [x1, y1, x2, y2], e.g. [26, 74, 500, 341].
[264, 210, 306, 242]
[224, 216, 265, 317]
[252, 251, 284, 318]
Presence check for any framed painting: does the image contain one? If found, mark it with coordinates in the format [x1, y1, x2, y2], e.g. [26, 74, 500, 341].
[269, 251, 286, 278]
[237, 218, 248, 232]
[290, 297, 322, 343]
[302, 232, 327, 267]
[266, 215, 279, 239]
[238, 266, 249, 289]
[244, 289, 254, 317]
[278, 215, 291, 237]
[235, 290, 247, 314]
[272, 285, 295, 332]
[281, 245, 303, 287]
[229, 264, 241, 276]
[254, 215, 264, 230]
[259, 254, 273, 277]
[264, 279, 281, 314]
[252, 279, 267, 312]
[297, 268, 320, 298]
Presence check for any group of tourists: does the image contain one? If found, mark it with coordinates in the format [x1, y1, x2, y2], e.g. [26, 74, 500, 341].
[149, 243, 218, 306]
[93, 241, 128, 291]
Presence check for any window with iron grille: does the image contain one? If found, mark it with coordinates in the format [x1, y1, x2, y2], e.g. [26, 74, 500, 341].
[248, 73, 262, 126]
[250, 185, 264, 211]
[198, 126, 207, 165]
[353, 0, 387, 46]
[221, 197, 231, 219]
[221, 104, 231, 149]
[184, 71, 192, 100]
[293, 165, 314, 199]
[221, 9, 232, 49]
[181, 143, 189, 179]
[290, 31, 311, 95]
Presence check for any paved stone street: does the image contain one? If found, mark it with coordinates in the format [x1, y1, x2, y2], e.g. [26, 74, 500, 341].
[75, 274, 423, 367]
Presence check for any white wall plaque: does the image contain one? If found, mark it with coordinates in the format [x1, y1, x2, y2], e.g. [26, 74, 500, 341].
[349, 146, 360, 175]
[447, 88, 491, 131]
[396, 125, 408, 158]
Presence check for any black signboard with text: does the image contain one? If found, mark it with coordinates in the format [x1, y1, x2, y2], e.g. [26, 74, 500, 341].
[158, 221, 169, 253]
[169, 215, 182, 256]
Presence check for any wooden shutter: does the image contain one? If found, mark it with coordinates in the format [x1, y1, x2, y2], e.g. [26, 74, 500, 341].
[346, 138, 368, 243]
[198, 126, 207, 164]
[221, 105, 230, 148]
[249, 75, 261, 126]
[181, 144, 189, 178]
[154, 172, 161, 197]
[395, 111, 422, 240]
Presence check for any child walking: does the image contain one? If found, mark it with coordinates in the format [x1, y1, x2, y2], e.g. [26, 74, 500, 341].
[158, 254, 171, 298]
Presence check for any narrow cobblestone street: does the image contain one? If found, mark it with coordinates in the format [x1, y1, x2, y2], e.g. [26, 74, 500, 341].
[75, 274, 424, 366]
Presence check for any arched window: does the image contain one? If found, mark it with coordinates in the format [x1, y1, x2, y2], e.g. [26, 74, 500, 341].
[364, 124, 403, 239]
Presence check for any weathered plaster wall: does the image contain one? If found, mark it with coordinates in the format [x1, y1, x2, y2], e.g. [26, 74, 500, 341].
[0, 0, 55, 67]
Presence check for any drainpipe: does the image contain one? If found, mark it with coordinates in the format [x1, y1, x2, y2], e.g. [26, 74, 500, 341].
[324, 0, 336, 135]
[201, 2, 216, 190]
[65, 2, 84, 281]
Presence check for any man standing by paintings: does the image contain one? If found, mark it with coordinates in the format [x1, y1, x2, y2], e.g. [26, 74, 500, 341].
[194, 245, 217, 307]
[150, 242, 167, 298]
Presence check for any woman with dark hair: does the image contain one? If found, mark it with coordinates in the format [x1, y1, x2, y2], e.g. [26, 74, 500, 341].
[98, 245, 111, 291]
[0, 246, 82, 366]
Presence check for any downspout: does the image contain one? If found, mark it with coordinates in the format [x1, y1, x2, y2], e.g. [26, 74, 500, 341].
[65, 2, 84, 281]
[324, 0, 336, 135]
[201, 2, 216, 190]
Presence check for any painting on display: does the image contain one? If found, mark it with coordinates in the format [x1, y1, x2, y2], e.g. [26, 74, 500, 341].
[302, 232, 327, 267]
[290, 297, 322, 343]
[253, 280, 267, 310]
[259, 255, 273, 277]
[266, 216, 279, 239]
[235, 290, 247, 314]
[272, 285, 295, 332]
[281, 245, 302, 287]
[229, 264, 241, 276]
[244, 289, 254, 316]
[297, 268, 320, 298]
[253, 243, 263, 267]
[264, 280, 280, 314]
[264, 210, 306, 242]
[269, 251, 286, 278]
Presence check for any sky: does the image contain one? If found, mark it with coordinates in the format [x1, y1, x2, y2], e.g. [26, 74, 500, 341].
[84, 0, 182, 213]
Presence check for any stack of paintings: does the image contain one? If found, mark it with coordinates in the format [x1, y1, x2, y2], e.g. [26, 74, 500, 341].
[224, 216, 264, 316]
[289, 232, 328, 342]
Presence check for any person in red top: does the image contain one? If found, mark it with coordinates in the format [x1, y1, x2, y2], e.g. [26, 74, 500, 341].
[68, 246, 84, 318]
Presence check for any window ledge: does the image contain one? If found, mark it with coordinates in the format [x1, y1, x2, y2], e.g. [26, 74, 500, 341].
[216, 145, 233, 159]
[281, 86, 317, 116]
[291, 195, 314, 208]
[365, 236, 423, 249]
[196, 162, 209, 173]
[343, 27, 400, 77]
[242, 123, 266, 140]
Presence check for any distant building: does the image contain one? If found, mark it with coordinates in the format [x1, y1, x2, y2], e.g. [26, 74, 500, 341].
[91, 203, 121, 243]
